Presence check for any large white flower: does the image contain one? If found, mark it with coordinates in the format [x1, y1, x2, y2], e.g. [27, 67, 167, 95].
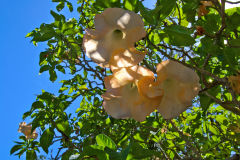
[83, 8, 146, 68]
[156, 60, 200, 119]
[102, 66, 163, 122]
[102, 60, 200, 121]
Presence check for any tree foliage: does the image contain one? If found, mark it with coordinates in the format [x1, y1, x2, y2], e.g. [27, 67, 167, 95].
[11, 0, 240, 159]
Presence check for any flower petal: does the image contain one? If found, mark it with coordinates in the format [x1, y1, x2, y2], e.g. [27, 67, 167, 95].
[109, 48, 146, 71]
[18, 122, 38, 139]
[156, 60, 200, 119]
[83, 8, 146, 68]
[156, 60, 199, 83]
[102, 65, 160, 121]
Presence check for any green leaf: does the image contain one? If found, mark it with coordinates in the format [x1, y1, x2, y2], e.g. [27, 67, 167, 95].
[39, 51, 48, 65]
[123, 0, 138, 11]
[22, 111, 32, 120]
[26, 150, 37, 160]
[50, 10, 61, 21]
[26, 31, 34, 38]
[56, 120, 72, 136]
[139, 3, 156, 24]
[182, 2, 198, 22]
[229, 38, 240, 47]
[96, 134, 117, 150]
[67, 2, 73, 12]
[209, 125, 219, 135]
[121, 143, 131, 160]
[49, 69, 57, 82]
[31, 101, 45, 111]
[56, 65, 65, 74]
[200, 94, 212, 113]
[157, 0, 176, 21]
[83, 70, 88, 78]
[226, 11, 240, 30]
[62, 149, 75, 160]
[40, 65, 51, 73]
[31, 111, 46, 131]
[40, 128, 54, 153]
[95, 0, 121, 9]
[127, 143, 154, 159]
[32, 33, 55, 42]
[10, 145, 22, 155]
[80, 145, 108, 160]
[164, 25, 195, 46]
[56, 2, 65, 12]
[104, 147, 121, 160]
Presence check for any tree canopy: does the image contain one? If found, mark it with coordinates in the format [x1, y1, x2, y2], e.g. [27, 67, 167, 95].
[11, 0, 240, 159]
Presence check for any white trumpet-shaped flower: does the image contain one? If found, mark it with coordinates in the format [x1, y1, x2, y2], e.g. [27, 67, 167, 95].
[83, 8, 146, 68]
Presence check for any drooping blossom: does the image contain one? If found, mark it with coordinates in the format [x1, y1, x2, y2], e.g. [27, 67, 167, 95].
[83, 8, 146, 68]
[18, 122, 38, 139]
[103, 60, 200, 121]
[102, 66, 163, 122]
[156, 60, 200, 119]
[229, 75, 240, 94]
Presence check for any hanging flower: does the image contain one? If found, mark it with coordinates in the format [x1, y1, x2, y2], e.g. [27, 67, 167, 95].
[102, 65, 163, 122]
[229, 75, 240, 94]
[156, 60, 200, 119]
[83, 8, 146, 68]
[18, 122, 38, 139]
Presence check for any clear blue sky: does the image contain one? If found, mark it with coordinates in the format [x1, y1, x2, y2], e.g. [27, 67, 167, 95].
[0, 0, 156, 159]
[0, 1, 60, 159]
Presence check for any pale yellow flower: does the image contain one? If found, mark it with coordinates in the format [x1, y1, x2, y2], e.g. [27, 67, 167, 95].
[103, 60, 200, 121]
[18, 122, 38, 139]
[83, 8, 146, 68]
[102, 65, 163, 122]
[156, 60, 200, 119]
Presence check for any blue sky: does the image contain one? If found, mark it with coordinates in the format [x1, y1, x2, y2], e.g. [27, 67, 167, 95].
[0, 0, 157, 159]
[0, 1, 58, 159]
